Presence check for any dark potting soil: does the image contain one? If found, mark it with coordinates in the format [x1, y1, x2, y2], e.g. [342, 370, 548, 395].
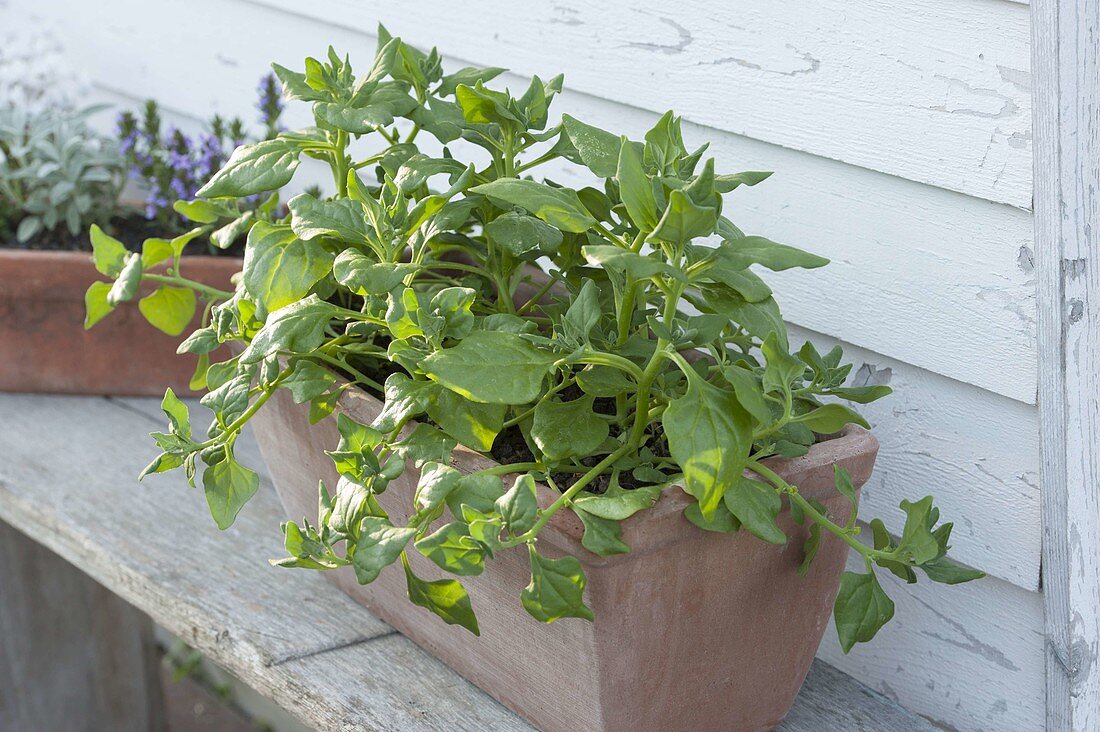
[1, 210, 245, 258]
[346, 350, 671, 493]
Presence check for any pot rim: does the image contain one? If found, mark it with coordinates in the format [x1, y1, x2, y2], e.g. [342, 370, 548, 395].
[332, 385, 879, 565]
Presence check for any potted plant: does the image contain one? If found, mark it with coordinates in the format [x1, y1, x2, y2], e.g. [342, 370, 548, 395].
[90, 32, 983, 731]
[0, 81, 283, 396]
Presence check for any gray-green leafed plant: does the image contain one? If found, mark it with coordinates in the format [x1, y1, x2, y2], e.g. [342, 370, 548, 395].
[86, 30, 983, 651]
[0, 105, 125, 243]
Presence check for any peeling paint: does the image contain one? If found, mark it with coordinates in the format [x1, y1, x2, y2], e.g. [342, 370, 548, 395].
[996, 65, 1032, 92]
[626, 17, 692, 55]
[915, 596, 1021, 671]
[1064, 257, 1088, 280]
[706, 44, 820, 76]
[1017, 245, 1035, 274]
[1068, 299, 1085, 324]
[928, 75, 1019, 120]
[852, 363, 893, 387]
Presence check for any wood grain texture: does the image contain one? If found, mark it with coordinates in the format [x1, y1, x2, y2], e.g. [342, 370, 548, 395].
[4, 0, 1038, 403]
[1032, 0, 1100, 728]
[243, 0, 1033, 209]
[0, 393, 932, 731]
[0, 521, 167, 732]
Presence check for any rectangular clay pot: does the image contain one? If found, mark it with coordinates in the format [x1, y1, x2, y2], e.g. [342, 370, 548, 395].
[249, 384, 879, 732]
[0, 249, 238, 396]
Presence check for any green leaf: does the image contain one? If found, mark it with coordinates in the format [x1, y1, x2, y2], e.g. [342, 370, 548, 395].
[919, 556, 986, 585]
[717, 236, 829, 271]
[834, 465, 859, 529]
[662, 373, 752, 518]
[83, 281, 115, 329]
[333, 250, 416, 295]
[415, 522, 486, 576]
[107, 253, 143, 305]
[437, 66, 506, 97]
[138, 286, 196, 336]
[834, 571, 895, 653]
[795, 404, 871, 433]
[213, 211, 256, 250]
[414, 462, 462, 511]
[89, 224, 128, 277]
[471, 178, 596, 234]
[616, 137, 658, 230]
[576, 511, 630, 555]
[485, 212, 563, 257]
[173, 198, 232, 224]
[197, 138, 302, 198]
[313, 101, 393, 133]
[202, 453, 260, 530]
[572, 483, 660, 521]
[576, 365, 634, 398]
[422, 330, 555, 404]
[581, 245, 680, 280]
[714, 171, 773, 192]
[530, 395, 609, 461]
[160, 387, 191, 437]
[496, 474, 539, 535]
[684, 500, 741, 533]
[242, 222, 335, 312]
[650, 189, 717, 244]
[281, 360, 337, 404]
[559, 279, 602, 345]
[352, 517, 415, 584]
[829, 385, 893, 404]
[373, 373, 433, 433]
[404, 560, 480, 635]
[239, 296, 341, 364]
[392, 424, 456, 467]
[422, 386, 503, 452]
[288, 194, 373, 245]
[896, 496, 941, 565]
[445, 473, 505, 517]
[719, 365, 772, 427]
[702, 289, 789, 349]
[762, 331, 806, 396]
[521, 545, 594, 623]
[723, 477, 786, 544]
[561, 114, 621, 178]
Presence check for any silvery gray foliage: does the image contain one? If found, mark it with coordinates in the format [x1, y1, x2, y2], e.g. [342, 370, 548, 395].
[0, 26, 89, 113]
[0, 106, 125, 242]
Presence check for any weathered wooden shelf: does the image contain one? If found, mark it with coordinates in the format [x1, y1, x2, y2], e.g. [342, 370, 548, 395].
[0, 393, 934, 731]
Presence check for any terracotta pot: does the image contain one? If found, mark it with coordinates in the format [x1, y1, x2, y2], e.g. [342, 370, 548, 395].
[249, 383, 879, 732]
[0, 249, 239, 396]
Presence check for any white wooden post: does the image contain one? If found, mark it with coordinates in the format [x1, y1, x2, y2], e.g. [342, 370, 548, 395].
[1033, 1, 1100, 729]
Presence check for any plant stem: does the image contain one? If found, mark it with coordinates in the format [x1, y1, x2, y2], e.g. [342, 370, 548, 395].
[502, 441, 635, 547]
[144, 273, 233, 301]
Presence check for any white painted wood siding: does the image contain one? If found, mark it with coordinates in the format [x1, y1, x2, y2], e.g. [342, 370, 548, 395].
[1, 1, 1044, 729]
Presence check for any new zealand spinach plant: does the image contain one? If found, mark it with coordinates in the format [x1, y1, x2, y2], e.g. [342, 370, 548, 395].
[87, 31, 982, 651]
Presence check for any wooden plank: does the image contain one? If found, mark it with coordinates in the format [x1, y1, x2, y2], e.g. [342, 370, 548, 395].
[0, 393, 934, 731]
[818, 552, 1045, 731]
[33, 6, 1037, 402]
[246, 0, 1032, 209]
[0, 520, 167, 731]
[1032, 0, 1100, 728]
[786, 324, 1040, 590]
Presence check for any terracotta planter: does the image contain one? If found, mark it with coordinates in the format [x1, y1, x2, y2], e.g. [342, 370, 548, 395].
[250, 383, 879, 732]
[0, 249, 239, 396]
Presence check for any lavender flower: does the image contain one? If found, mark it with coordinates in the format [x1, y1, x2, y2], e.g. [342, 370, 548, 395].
[256, 72, 284, 138]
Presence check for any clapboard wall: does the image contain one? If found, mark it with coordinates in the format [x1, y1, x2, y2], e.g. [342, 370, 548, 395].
[2, 1, 1044, 729]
